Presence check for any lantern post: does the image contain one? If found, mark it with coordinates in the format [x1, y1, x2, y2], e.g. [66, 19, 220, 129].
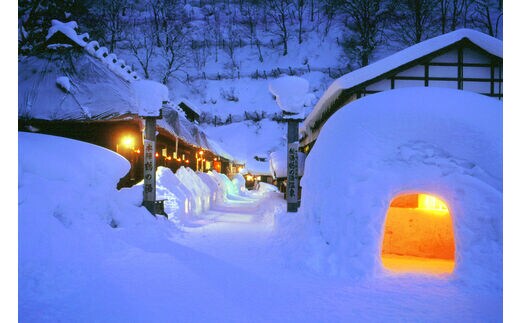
[132, 79, 169, 216]
[142, 114, 161, 215]
[268, 75, 310, 213]
[285, 115, 303, 212]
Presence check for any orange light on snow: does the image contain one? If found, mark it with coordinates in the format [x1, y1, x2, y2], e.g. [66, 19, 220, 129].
[381, 193, 455, 275]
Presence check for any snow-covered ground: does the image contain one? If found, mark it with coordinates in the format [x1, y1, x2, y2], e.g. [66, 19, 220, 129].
[18, 131, 502, 322]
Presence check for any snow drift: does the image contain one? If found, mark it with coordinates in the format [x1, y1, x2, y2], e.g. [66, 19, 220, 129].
[300, 87, 502, 289]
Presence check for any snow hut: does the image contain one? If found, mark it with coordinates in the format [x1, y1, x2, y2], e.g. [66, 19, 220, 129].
[300, 87, 502, 288]
[301, 29, 502, 151]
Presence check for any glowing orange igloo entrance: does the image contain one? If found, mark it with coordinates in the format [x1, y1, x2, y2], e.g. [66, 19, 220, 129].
[381, 193, 455, 275]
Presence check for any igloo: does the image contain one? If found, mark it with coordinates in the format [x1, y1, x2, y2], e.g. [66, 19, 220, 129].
[300, 87, 502, 288]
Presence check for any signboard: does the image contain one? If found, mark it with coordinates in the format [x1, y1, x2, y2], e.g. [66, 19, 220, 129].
[287, 141, 299, 207]
[143, 138, 156, 202]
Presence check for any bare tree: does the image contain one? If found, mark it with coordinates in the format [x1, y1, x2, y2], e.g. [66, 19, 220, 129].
[97, 0, 128, 52]
[266, 0, 292, 56]
[436, 0, 475, 33]
[223, 17, 243, 77]
[128, 20, 155, 79]
[340, 0, 393, 67]
[391, 0, 437, 45]
[294, 0, 307, 44]
[203, 4, 223, 63]
[240, 0, 260, 48]
[159, 25, 190, 84]
[321, 0, 341, 36]
[471, 0, 502, 37]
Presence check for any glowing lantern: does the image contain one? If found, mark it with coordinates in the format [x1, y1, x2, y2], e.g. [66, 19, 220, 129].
[121, 135, 135, 149]
[381, 193, 455, 275]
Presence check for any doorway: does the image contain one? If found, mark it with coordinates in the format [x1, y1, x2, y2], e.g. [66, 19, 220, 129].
[381, 193, 455, 274]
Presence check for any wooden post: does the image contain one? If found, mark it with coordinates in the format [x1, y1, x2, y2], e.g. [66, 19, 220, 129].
[287, 119, 299, 212]
[142, 117, 157, 215]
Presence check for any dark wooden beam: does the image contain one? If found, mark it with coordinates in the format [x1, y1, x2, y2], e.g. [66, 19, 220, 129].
[458, 47, 463, 90]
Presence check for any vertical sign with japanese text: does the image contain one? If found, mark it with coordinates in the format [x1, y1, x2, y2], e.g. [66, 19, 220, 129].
[286, 118, 299, 212]
[143, 139, 156, 203]
[287, 142, 299, 203]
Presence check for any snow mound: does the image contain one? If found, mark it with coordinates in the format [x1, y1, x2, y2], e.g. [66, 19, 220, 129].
[18, 131, 155, 239]
[232, 173, 250, 196]
[300, 87, 502, 288]
[175, 167, 211, 214]
[268, 75, 310, 114]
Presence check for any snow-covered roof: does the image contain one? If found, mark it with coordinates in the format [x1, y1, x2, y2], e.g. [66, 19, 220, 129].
[19, 55, 136, 120]
[131, 80, 169, 117]
[19, 54, 228, 159]
[301, 29, 503, 142]
[46, 19, 88, 47]
[206, 138, 235, 161]
[173, 98, 202, 116]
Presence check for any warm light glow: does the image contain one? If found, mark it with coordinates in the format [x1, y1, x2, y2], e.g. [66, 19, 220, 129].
[382, 193, 455, 275]
[256, 176, 261, 181]
[418, 194, 448, 212]
[135, 149, 141, 154]
[166, 156, 172, 161]
[155, 152, 159, 158]
[199, 151, 204, 155]
[214, 157, 217, 161]
[121, 136, 135, 149]
[246, 175, 254, 181]
[185, 160, 189, 163]
[238, 167, 244, 173]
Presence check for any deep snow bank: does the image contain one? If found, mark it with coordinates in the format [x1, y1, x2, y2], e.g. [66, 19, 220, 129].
[300, 87, 502, 288]
[18, 132, 154, 228]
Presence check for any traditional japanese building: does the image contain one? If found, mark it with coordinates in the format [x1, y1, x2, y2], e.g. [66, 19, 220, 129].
[18, 19, 236, 188]
[301, 29, 503, 152]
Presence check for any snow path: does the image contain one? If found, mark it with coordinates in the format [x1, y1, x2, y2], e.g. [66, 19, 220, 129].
[114, 193, 499, 322]
[20, 191, 500, 322]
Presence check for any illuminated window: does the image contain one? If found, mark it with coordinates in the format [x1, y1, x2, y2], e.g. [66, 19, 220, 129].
[381, 193, 455, 275]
